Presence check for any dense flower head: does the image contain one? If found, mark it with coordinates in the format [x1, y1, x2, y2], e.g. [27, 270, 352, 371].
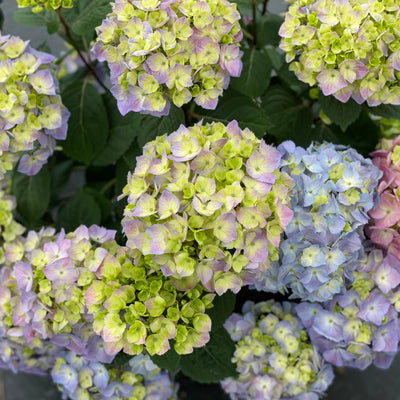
[374, 117, 400, 140]
[222, 300, 334, 400]
[254, 140, 382, 302]
[17, 0, 76, 13]
[120, 120, 294, 296]
[0, 224, 118, 362]
[0, 34, 70, 177]
[279, 0, 400, 106]
[92, 0, 243, 116]
[297, 244, 400, 370]
[86, 245, 215, 356]
[367, 135, 400, 258]
[52, 351, 176, 400]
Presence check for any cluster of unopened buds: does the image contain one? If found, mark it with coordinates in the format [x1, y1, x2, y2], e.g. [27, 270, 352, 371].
[254, 140, 382, 302]
[0, 34, 69, 177]
[92, 0, 243, 116]
[279, 0, 400, 106]
[121, 120, 294, 296]
[222, 300, 334, 400]
[16, 0, 76, 13]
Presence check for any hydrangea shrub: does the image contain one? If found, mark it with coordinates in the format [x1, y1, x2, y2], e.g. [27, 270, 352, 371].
[279, 0, 400, 105]
[92, 0, 243, 116]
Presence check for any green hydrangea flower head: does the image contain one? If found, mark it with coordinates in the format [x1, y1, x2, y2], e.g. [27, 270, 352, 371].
[279, 0, 400, 106]
[17, 0, 76, 13]
[120, 120, 294, 296]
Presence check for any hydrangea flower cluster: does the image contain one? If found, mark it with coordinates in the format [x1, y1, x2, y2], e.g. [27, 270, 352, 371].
[222, 300, 334, 400]
[17, 0, 76, 13]
[0, 34, 70, 177]
[374, 117, 400, 140]
[254, 141, 381, 302]
[297, 245, 400, 370]
[52, 352, 176, 400]
[121, 120, 294, 296]
[367, 135, 400, 258]
[85, 246, 215, 356]
[0, 224, 118, 362]
[279, 0, 400, 106]
[92, 0, 243, 116]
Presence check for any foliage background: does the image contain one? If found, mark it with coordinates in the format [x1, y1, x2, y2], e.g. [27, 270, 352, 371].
[2, 0, 400, 398]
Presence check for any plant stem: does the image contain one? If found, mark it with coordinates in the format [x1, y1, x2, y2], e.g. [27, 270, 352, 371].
[252, 0, 257, 48]
[262, 0, 269, 15]
[56, 9, 108, 91]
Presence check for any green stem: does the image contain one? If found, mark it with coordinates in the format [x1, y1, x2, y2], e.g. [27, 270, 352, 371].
[252, 0, 257, 48]
[100, 178, 117, 195]
[262, 0, 269, 15]
[56, 9, 108, 91]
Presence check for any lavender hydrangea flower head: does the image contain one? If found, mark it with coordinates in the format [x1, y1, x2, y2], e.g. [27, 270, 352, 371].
[367, 135, 400, 259]
[222, 300, 334, 400]
[120, 120, 294, 296]
[85, 245, 216, 356]
[297, 244, 400, 370]
[92, 0, 243, 116]
[279, 0, 400, 106]
[0, 224, 118, 361]
[17, 0, 76, 12]
[0, 34, 70, 177]
[255, 141, 381, 302]
[51, 351, 176, 400]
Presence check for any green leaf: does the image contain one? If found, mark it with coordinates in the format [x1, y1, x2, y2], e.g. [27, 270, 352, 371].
[261, 85, 313, 146]
[197, 89, 273, 138]
[107, 353, 132, 368]
[230, 48, 272, 98]
[265, 48, 283, 71]
[13, 7, 57, 27]
[180, 326, 237, 383]
[93, 93, 143, 166]
[12, 165, 50, 223]
[277, 63, 310, 95]
[70, 0, 112, 35]
[138, 106, 185, 146]
[366, 104, 400, 119]
[151, 344, 181, 372]
[206, 291, 236, 329]
[84, 188, 113, 224]
[56, 188, 101, 231]
[257, 14, 284, 48]
[61, 80, 109, 164]
[50, 159, 74, 203]
[319, 95, 361, 131]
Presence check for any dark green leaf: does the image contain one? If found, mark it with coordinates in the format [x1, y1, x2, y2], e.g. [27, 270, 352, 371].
[319, 95, 361, 131]
[265, 48, 283, 71]
[138, 106, 185, 147]
[206, 291, 236, 329]
[261, 85, 313, 146]
[151, 344, 181, 372]
[93, 93, 143, 166]
[61, 80, 109, 164]
[56, 188, 101, 231]
[366, 104, 400, 119]
[231, 48, 272, 98]
[257, 14, 284, 48]
[13, 7, 57, 27]
[50, 159, 74, 203]
[197, 89, 273, 138]
[277, 63, 310, 95]
[12, 165, 50, 223]
[180, 326, 237, 383]
[107, 353, 132, 368]
[70, 0, 112, 35]
[84, 188, 112, 224]
[46, 18, 60, 34]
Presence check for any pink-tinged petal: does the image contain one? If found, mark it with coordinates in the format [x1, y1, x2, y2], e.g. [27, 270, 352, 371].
[214, 213, 238, 243]
[339, 60, 369, 83]
[131, 193, 156, 217]
[278, 13, 299, 38]
[332, 84, 354, 103]
[43, 258, 78, 283]
[197, 260, 215, 286]
[244, 231, 268, 262]
[214, 272, 242, 295]
[275, 202, 294, 229]
[368, 227, 395, 247]
[147, 224, 168, 254]
[389, 51, 400, 71]
[123, 219, 145, 238]
[13, 262, 33, 292]
[246, 146, 280, 183]
[374, 254, 400, 293]
[104, 340, 123, 355]
[317, 69, 348, 96]
[157, 190, 180, 219]
[369, 192, 400, 228]
[220, 45, 243, 77]
[192, 196, 223, 216]
[29, 69, 55, 95]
